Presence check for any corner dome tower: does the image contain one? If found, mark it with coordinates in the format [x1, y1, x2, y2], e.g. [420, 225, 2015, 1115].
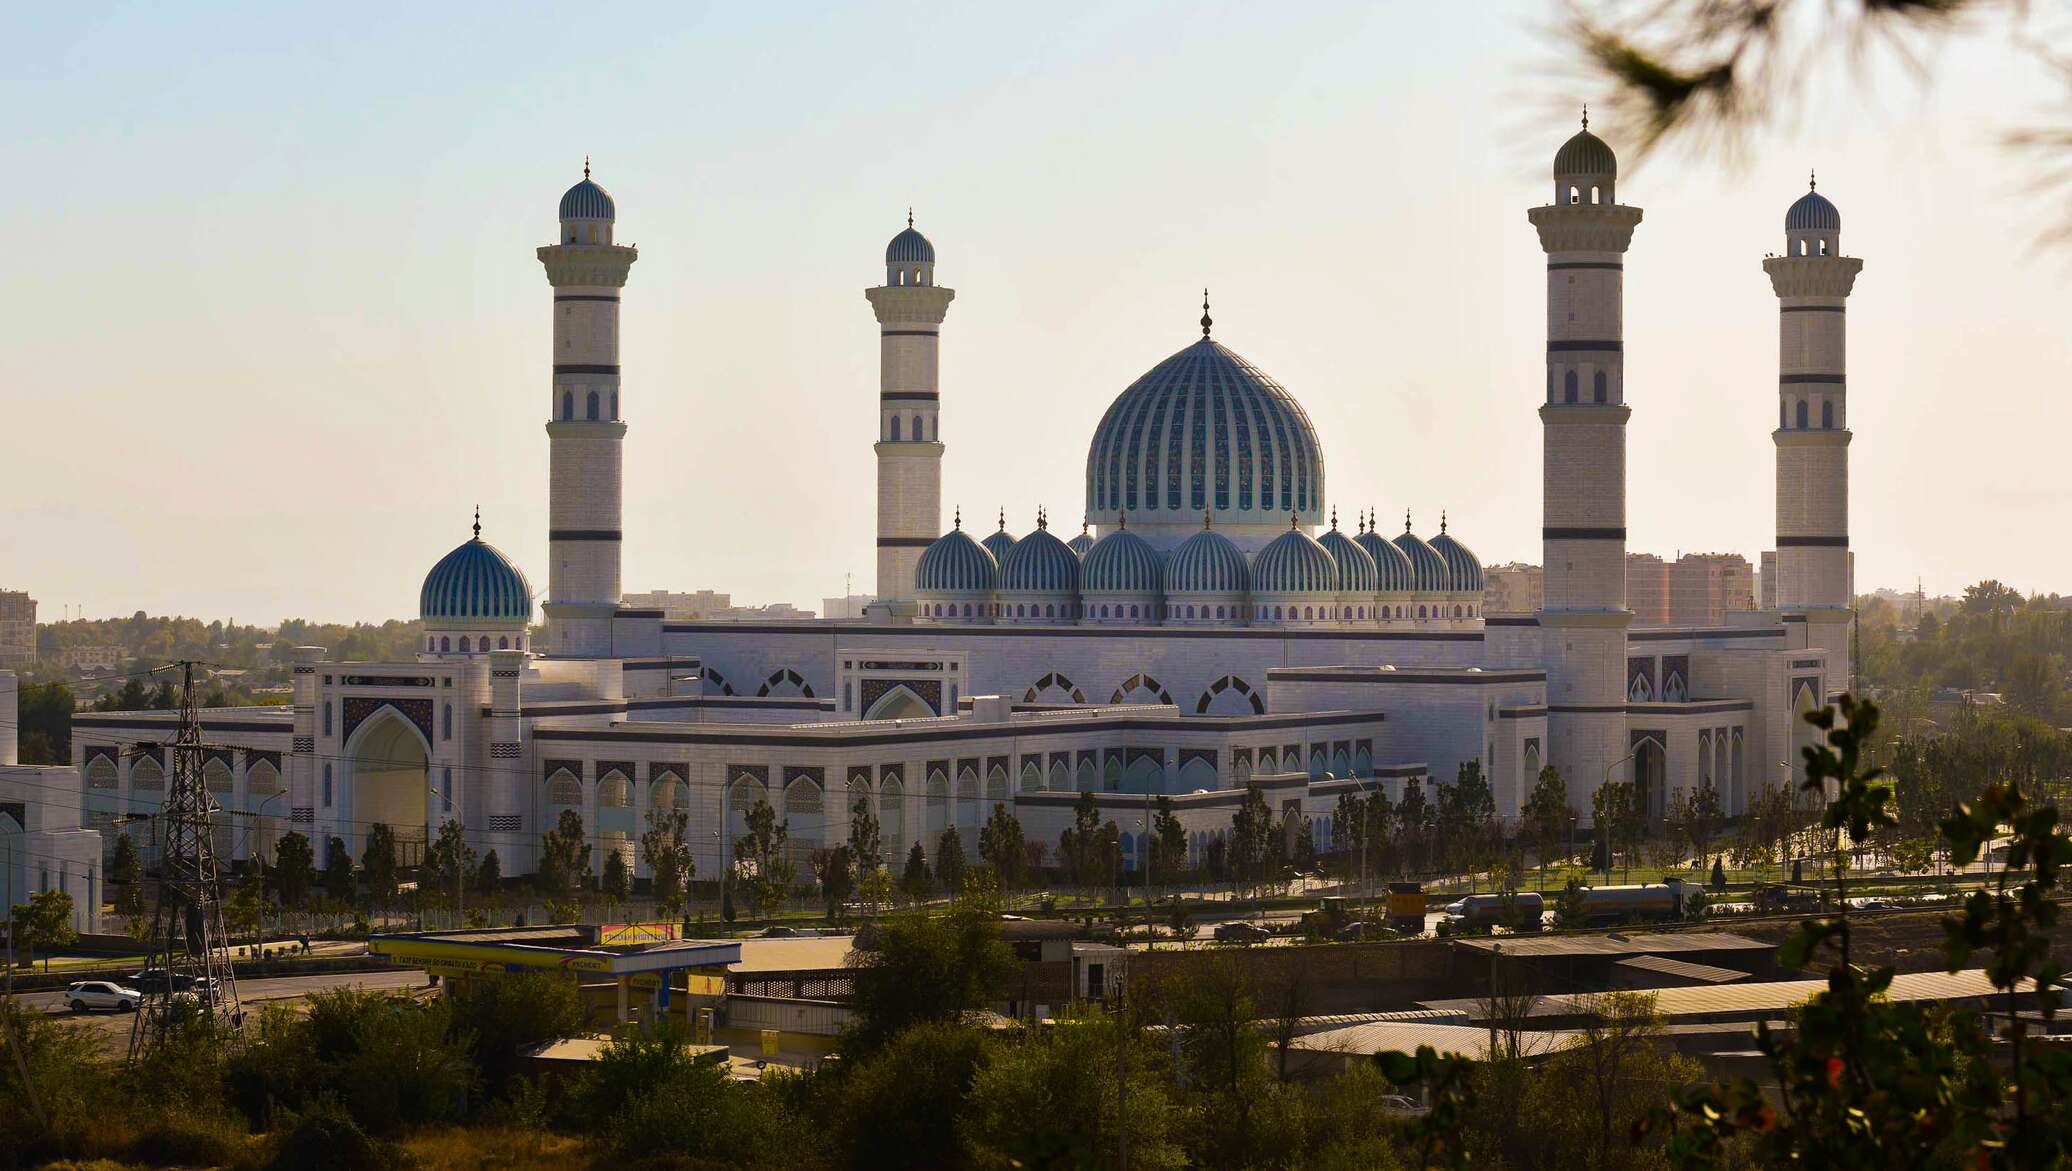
[420, 512, 533, 655]
[1085, 295, 1324, 552]
[1784, 173, 1842, 257]
[1552, 109, 1618, 205]
[884, 210, 937, 287]
[557, 159, 617, 244]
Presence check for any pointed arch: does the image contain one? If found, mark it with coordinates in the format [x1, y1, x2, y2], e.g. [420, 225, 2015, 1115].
[598, 770, 633, 809]
[864, 683, 934, 720]
[701, 668, 736, 697]
[1194, 675, 1265, 715]
[1109, 673, 1174, 706]
[546, 766, 582, 807]
[757, 668, 816, 698]
[1022, 672, 1088, 705]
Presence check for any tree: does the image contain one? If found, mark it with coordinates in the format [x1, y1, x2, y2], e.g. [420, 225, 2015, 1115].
[977, 802, 1025, 894]
[1685, 779, 1724, 865]
[967, 1017, 1185, 1170]
[475, 848, 502, 909]
[359, 824, 399, 913]
[424, 818, 474, 914]
[1593, 778, 1642, 881]
[834, 1020, 991, 1170]
[1439, 760, 1498, 875]
[849, 792, 884, 876]
[1522, 765, 1574, 886]
[15, 680, 74, 765]
[321, 835, 355, 907]
[108, 831, 145, 922]
[1058, 789, 1107, 894]
[843, 905, 1017, 1055]
[815, 845, 854, 922]
[639, 807, 693, 920]
[272, 831, 314, 919]
[933, 825, 968, 897]
[537, 808, 592, 907]
[1227, 783, 1274, 904]
[900, 841, 934, 904]
[1148, 794, 1187, 881]
[1535, 993, 1701, 1170]
[600, 848, 631, 916]
[734, 794, 793, 918]
[10, 889, 76, 971]
[1397, 778, 1431, 876]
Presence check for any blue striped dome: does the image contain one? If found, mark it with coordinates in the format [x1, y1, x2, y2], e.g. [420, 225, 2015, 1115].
[887, 226, 935, 263]
[1318, 525, 1379, 594]
[916, 526, 998, 594]
[1085, 338, 1324, 531]
[1393, 524, 1452, 592]
[1786, 189, 1840, 232]
[1252, 526, 1339, 595]
[1554, 128, 1616, 177]
[1166, 526, 1249, 595]
[1067, 523, 1095, 557]
[559, 177, 615, 221]
[421, 531, 532, 621]
[1356, 525, 1417, 592]
[999, 525, 1080, 594]
[981, 520, 1018, 567]
[1081, 526, 1163, 595]
[1429, 524, 1483, 593]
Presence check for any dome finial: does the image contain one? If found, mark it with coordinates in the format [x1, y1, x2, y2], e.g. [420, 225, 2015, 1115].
[954, 506, 962, 530]
[1809, 169, 1817, 192]
[1404, 509, 1412, 534]
[1081, 516, 1090, 535]
[1290, 512, 1299, 530]
[1331, 506, 1339, 532]
[907, 206, 914, 229]
[1581, 104, 1589, 131]
[997, 507, 1006, 532]
[1037, 506, 1048, 531]
[1204, 511, 1212, 530]
[1441, 509, 1448, 534]
[1117, 511, 1126, 531]
[1200, 288, 1212, 339]
[472, 505, 481, 540]
[583, 155, 590, 180]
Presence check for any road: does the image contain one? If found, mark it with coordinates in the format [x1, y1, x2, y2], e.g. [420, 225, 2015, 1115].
[20, 966, 427, 1016]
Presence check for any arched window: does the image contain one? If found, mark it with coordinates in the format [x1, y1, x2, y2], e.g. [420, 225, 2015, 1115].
[498, 636, 509, 649]
[1796, 400, 1809, 429]
[1563, 370, 1578, 403]
[1818, 239, 1828, 256]
[1044, 604, 1056, 618]
[1590, 185, 1602, 204]
[911, 415, 923, 441]
[586, 390, 600, 420]
[890, 415, 902, 441]
[1417, 606, 1427, 619]
[1128, 604, 1139, 619]
[458, 636, 470, 652]
[426, 637, 435, 652]
[440, 636, 450, 652]
[1453, 605, 1463, 618]
[1568, 185, 1580, 205]
[1822, 400, 1834, 429]
[1593, 371, 1607, 403]
[561, 390, 573, 420]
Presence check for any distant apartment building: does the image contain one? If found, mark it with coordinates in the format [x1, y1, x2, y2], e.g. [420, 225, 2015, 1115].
[58, 646, 124, 672]
[619, 590, 814, 622]
[821, 593, 875, 620]
[1482, 563, 1544, 615]
[1668, 553, 1756, 626]
[1626, 554, 1670, 625]
[0, 591, 33, 668]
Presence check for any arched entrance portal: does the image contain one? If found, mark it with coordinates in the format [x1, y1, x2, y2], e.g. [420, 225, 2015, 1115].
[1632, 735, 1668, 828]
[864, 685, 934, 721]
[347, 709, 431, 867]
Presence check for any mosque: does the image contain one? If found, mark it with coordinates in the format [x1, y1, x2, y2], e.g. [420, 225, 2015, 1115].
[64, 123, 1862, 883]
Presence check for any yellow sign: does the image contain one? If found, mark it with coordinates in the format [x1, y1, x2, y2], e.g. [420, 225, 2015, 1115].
[600, 922, 679, 946]
[684, 973, 726, 997]
[760, 1028, 781, 1058]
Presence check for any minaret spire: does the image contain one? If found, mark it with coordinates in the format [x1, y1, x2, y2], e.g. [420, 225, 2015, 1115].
[1581, 104, 1589, 131]
[583, 155, 591, 180]
[1200, 289, 1212, 339]
[472, 505, 481, 540]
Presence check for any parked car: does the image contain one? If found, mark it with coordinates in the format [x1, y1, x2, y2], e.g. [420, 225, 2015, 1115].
[1213, 921, 1272, 943]
[1378, 1094, 1431, 1118]
[66, 981, 141, 1014]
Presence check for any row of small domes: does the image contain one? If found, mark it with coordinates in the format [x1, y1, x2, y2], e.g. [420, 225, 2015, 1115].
[917, 509, 1481, 600]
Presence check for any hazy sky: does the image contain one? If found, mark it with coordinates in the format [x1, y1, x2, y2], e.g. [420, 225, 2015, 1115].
[6, 3, 2067, 623]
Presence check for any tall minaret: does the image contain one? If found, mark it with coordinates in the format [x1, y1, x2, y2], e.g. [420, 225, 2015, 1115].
[865, 213, 955, 616]
[537, 162, 636, 657]
[1528, 113, 1644, 816]
[1766, 175, 1861, 693]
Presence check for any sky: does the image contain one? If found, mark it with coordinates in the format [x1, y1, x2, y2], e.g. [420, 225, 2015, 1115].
[4, 2, 2068, 623]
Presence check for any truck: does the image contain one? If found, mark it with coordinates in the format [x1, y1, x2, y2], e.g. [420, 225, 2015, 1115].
[1441, 891, 1546, 933]
[1386, 882, 1426, 933]
[1566, 879, 1702, 927]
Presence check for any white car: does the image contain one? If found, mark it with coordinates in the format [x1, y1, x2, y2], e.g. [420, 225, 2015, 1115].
[65, 980, 141, 1013]
[1379, 1094, 1431, 1118]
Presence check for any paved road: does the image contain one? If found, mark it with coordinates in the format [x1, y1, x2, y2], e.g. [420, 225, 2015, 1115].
[21, 966, 427, 1015]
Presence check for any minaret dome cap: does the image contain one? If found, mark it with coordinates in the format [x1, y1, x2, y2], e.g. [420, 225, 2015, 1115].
[559, 161, 616, 221]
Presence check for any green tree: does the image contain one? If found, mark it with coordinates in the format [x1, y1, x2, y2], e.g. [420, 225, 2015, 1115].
[816, 844, 855, 923]
[844, 905, 1016, 1055]
[900, 840, 935, 905]
[359, 824, 399, 913]
[1148, 794, 1187, 881]
[1397, 777, 1431, 876]
[1057, 789, 1107, 893]
[108, 831, 145, 922]
[536, 808, 592, 906]
[446, 970, 585, 1097]
[424, 818, 474, 913]
[977, 802, 1025, 894]
[273, 831, 314, 918]
[1439, 759, 1498, 874]
[1593, 778, 1641, 881]
[639, 806, 693, 921]
[321, 835, 355, 907]
[474, 848, 502, 908]
[1227, 782, 1274, 903]
[600, 848, 631, 917]
[934, 825, 968, 896]
[835, 1020, 989, 1171]
[734, 793, 793, 918]
[1522, 764, 1574, 886]
[849, 792, 883, 875]
[15, 680, 75, 765]
[967, 1018, 1184, 1170]
[9, 889, 76, 970]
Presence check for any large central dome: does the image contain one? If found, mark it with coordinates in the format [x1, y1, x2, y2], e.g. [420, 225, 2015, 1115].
[1085, 337, 1324, 548]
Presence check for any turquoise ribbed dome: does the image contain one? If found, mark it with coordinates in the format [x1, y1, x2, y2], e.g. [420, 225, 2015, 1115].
[916, 526, 998, 594]
[1318, 524, 1378, 594]
[1393, 524, 1452, 592]
[886, 225, 935, 263]
[1252, 526, 1339, 595]
[1429, 523, 1483, 592]
[420, 528, 532, 621]
[1786, 189, 1840, 232]
[981, 519, 1018, 567]
[999, 524, 1080, 594]
[1067, 523, 1095, 557]
[1081, 526, 1163, 595]
[1554, 127, 1616, 177]
[1356, 524, 1417, 592]
[559, 176, 615, 221]
[1166, 526, 1249, 595]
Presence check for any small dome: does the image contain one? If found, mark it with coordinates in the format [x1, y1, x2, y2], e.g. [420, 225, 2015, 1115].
[1429, 521, 1483, 592]
[1167, 525, 1249, 595]
[916, 526, 998, 594]
[887, 225, 935, 264]
[1252, 525, 1339, 595]
[559, 176, 615, 221]
[1082, 526, 1163, 595]
[1554, 126, 1617, 177]
[1393, 523, 1452, 592]
[999, 524, 1081, 594]
[1318, 522, 1379, 594]
[1067, 521, 1095, 557]
[981, 515, 1018, 566]
[1786, 188, 1840, 232]
[421, 524, 532, 622]
[1356, 520, 1418, 592]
